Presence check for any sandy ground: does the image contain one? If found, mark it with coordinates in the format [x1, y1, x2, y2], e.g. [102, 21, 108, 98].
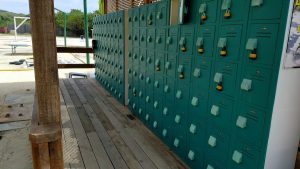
[0, 34, 95, 169]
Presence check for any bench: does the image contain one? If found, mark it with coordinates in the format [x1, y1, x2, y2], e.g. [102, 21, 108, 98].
[8, 42, 31, 55]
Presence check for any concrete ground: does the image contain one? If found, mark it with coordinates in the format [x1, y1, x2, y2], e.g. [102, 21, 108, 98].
[0, 34, 95, 169]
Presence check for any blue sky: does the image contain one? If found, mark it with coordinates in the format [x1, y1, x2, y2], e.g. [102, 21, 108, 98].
[1, 0, 99, 14]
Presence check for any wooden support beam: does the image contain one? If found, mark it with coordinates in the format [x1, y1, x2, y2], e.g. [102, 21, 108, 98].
[57, 46, 94, 53]
[29, 0, 63, 168]
[58, 64, 95, 69]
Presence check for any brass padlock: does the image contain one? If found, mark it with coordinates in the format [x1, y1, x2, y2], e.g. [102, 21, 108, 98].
[201, 13, 207, 21]
[156, 66, 160, 71]
[224, 10, 231, 19]
[198, 45, 204, 54]
[179, 73, 184, 79]
[249, 49, 257, 60]
[216, 82, 223, 91]
[181, 45, 187, 52]
[220, 47, 227, 56]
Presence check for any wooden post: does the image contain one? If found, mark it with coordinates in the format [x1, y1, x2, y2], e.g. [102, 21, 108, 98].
[29, 0, 63, 168]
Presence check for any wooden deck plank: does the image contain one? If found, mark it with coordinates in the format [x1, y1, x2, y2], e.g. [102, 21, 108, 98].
[63, 79, 95, 133]
[82, 103, 129, 169]
[87, 79, 187, 169]
[86, 132, 115, 169]
[60, 80, 100, 169]
[108, 130, 144, 169]
[74, 79, 158, 169]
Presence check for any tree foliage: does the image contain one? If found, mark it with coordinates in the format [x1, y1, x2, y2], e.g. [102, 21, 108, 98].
[55, 9, 98, 37]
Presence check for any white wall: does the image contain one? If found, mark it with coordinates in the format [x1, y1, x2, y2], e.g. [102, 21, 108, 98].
[265, 1, 300, 169]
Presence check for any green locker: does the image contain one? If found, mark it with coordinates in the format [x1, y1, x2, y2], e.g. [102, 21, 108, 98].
[205, 126, 230, 166]
[166, 26, 179, 53]
[244, 24, 279, 67]
[198, 0, 219, 25]
[156, 0, 169, 26]
[133, 7, 140, 28]
[154, 52, 165, 76]
[147, 28, 156, 49]
[229, 141, 260, 169]
[216, 25, 243, 62]
[165, 53, 177, 78]
[139, 49, 147, 72]
[208, 93, 233, 132]
[177, 55, 192, 86]
[191, 58, 212, 91]
[249, 0, 284, 20]
[133, 28, 140, 47]
[139, 28, 147, 48]
[132, 49, 139, 68]
[234, 103, 266, 148]
[196, 26, 216, 58]
[188, 90, 208, 120]
[239, 66, 272, 108]
[212, 62, 238, 98]
[146, 50, 155, 73]
[156, 28, 166, 51]
[186, 121, 206, 169]
[139, 5, 147, 27]
[147, 4, 156, 27]
[179, 25, 195, 55]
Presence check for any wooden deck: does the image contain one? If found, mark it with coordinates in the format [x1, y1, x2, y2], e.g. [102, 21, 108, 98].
[59, 78, 187, 169]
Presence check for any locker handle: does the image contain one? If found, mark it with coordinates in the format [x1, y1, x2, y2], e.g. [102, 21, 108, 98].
[208, 136, 217, 147]
[157, 11, 162, 19]
[179, 37, 187, 52]
[140, 14, 145, 21]
[199, 3, 207, 13]
[147, 36, 152, 42]
[193, 68, 201, 78]
[146, 96, 150, 102]
[191, 97, 199, 106]
[162, 129, 167, 137]
[207, 164, 214, 169]
[154, 101, 159, 109]
[241, 79, 252, 91]
[166, 37, 172, 45]
[221, 0, 231, 10]
[154, 81, 159, 88]
[214, 73, 223, 83]
[246, 38, 258, 60]
[153, 121, 158, 128]
[251, 0, 263, 7]
[145, 114, 149, 121]
[189, 124, 197, 134]
[232, 150, 243, 164]
[165, 62, 171, 69]
[163, 107, 168, 115]
[210, 105, 220, 116]
[164, 85, 169, 93]
[236, 116, 247, 129]
[174, 138, 180, 147]
[175, 115, 181, 124]
[188, 150, 195, 161]
[196, 37, 204, 54]
[156, 37, 162, 44]
[138, 108, 142, 115]
[176, 90, 182, 99]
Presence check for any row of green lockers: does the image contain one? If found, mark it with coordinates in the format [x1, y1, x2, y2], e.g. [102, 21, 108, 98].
[93, 0, 289, 168]
[93, 11, 125, 104]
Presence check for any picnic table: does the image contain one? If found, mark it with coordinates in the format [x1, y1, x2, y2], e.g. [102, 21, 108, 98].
[8, 42, 31, 55]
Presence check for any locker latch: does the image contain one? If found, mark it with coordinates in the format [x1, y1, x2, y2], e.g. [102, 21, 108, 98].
[178, 65, 184, 79]
[147, 14, 153, 25]
[155, 59, 160, 71]
[199, 3, 207, 23]
[246, 38, 258, 60]
[222, 0, 231, 19]
[214, 73, 223, 91]
[179, 37, 187, 52]
[196, 38, 204, 54]
[218, 38, 227, 56]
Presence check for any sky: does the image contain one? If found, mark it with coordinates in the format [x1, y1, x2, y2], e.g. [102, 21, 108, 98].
[0, 0, 99, 14]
